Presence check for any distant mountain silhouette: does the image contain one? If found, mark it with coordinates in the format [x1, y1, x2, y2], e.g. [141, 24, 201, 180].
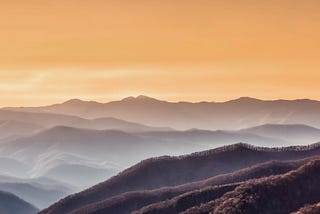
[0, 120, 43, 140]
[40, 143, 320, 214]
[241, 124, 320, 144]
[0, 190, 38, 214]
[40, 162, 117, 188]
[0, 109, 171, 137]
[6, 96, 320, 130]
[0, 126, 292, 170]
[28, 151, 120, 179]
[0, 126, 171, 167]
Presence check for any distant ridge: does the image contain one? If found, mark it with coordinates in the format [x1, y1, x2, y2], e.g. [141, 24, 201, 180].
[5, 95, 320, 107]
[1, 125, 297, 171]
[241, 123, 320, 144]
[0, 109, 171, 133]
[120, 95, 164, 103]
[5, 96, 320, 130]
[141, 142, 320, 162]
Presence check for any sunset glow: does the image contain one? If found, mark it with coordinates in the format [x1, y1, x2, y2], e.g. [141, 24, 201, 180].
[1, 0, 320, 106]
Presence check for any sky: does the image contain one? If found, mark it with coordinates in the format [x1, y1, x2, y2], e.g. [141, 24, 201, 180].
[0, 0, 320, 106]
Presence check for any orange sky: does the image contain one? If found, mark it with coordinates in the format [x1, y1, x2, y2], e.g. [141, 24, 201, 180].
[0, 0, 320, 106]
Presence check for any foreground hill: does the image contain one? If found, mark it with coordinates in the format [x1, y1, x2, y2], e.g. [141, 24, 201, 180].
[0, 190, 38, 214]
[71, 158, 313, 214]
[6, 96, 320, 130]
[40, 143, 320, 214]
[183, 159, 320, 214]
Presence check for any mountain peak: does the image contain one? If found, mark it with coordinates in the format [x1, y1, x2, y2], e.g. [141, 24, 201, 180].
[62, 99, 101, 106]
[121, 95, 161, 102]
[136, 95, 153, 100]
[227, 97, 262, 103]
[63, 99, 86, 105]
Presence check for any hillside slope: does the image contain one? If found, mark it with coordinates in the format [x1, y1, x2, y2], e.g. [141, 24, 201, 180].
[40, 143, 320, 214]
[183, 159, 320, 214]
[72, 158, 312, 214]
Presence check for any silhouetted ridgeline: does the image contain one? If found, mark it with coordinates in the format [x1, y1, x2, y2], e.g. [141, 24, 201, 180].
[40, 143, 320, 214]
[187, 142, 320, 155]
[7, 96, 320, 130]
[183, 159, 320, 214]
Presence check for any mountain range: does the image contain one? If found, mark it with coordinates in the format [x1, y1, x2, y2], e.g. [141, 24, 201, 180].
[5, 96, 320, 130]
[0, 109, 170, 138]
[0, 124, 309, 172]
[2, 96, 320, 213]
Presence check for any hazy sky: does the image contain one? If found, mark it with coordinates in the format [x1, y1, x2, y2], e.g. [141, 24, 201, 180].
[1, 0, 320, 106]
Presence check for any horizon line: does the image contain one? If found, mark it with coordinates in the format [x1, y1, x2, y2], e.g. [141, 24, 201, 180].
[2, 95, 319, 108]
